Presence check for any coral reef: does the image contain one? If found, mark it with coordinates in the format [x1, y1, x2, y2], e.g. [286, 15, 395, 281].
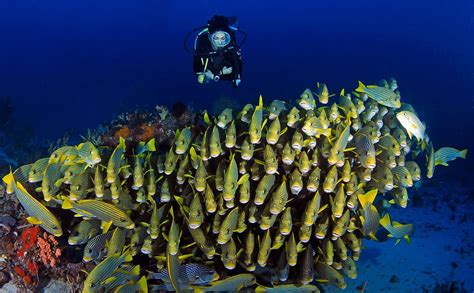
[97, 103, 197, 149]
[0, 222, 90, 291]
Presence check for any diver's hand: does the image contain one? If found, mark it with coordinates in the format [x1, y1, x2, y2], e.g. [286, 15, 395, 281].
[204, 70, 215, 80]
[197, 71, 215, 84]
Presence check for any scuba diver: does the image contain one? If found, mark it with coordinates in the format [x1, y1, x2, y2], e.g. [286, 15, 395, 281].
[185, 15, 246, 87]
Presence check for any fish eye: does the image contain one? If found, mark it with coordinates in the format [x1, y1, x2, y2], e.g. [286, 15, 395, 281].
[89, 150, 93, 155]
[120, 217, 127, 222]
[88, 248, 92, 253]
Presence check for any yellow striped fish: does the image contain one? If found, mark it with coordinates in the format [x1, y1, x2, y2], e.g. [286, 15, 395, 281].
[62, 198, 134, 229]
[356, 81, 401, 108]
[3, 171, 62, 236]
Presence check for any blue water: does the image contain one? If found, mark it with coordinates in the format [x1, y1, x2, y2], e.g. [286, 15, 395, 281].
[1, 1, 473, 149]
[0, 0, 473, 290]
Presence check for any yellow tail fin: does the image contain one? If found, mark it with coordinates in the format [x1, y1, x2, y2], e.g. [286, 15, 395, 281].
[146, 138, 156, 152]
[460, 149, 468, 159]
[136, 276, 148, 293]
[356, 81, 366, 92]
[122, 249, 133, 262]
[2, 169, 14, 186]
[358, 189, 378, 207]
[61, 197, 74, 209]
[379, 213, 391, 230]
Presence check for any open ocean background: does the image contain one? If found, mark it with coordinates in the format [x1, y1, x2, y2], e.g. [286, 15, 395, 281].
[0, 1, 473, 291]
[1, 1, 473, 152]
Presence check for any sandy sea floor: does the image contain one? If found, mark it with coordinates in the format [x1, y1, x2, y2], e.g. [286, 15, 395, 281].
[326, 181, 474, 292]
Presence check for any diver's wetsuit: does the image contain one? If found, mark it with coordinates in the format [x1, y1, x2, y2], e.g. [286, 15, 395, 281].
[193, 28, 242, 86]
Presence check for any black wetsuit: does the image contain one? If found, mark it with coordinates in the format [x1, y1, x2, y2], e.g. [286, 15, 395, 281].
[193, 30, 242, 85]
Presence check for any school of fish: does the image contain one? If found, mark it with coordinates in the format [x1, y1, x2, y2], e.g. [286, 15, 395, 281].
[2, 79, 467, 292]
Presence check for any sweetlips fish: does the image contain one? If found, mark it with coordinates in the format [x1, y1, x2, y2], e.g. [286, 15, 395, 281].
[83, 249, 133, 293]
[298, 88, 316, 110]
[356, 81, 401, 108]
[193, 274, 256, 292]
[316, 82, 335, 104]
[149, 263, 218, 285]
[396, 110, 425, 141]
[434, 147, 467, 166]
[3, 171, 62, 236]
[6, 79, 467, 292]
[61, 197, 134, 229]
[379, 212, 413, 245]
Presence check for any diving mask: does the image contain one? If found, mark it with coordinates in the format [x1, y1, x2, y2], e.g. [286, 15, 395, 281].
[210, 31, 231, 49]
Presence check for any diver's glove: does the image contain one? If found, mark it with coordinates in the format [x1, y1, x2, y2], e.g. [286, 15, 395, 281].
[204, 70, 215, 81]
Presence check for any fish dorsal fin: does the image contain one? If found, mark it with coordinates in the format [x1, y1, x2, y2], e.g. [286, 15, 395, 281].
[203, 111, 211, 125]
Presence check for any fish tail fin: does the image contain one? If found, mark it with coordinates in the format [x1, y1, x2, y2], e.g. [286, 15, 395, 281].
[356, 81, 366, 92]
[460, 149, 468, 159]
[122, 249, 133, 262]
[62, 197, 74, 209]
[2, 168, 14, 186]
[379, 213, 391, 230]
[258, 95, 264, 107]
[136, 276, 147, 292]
[131, 265, 140, 275]
[358, 189, 378, 206]
[366, 189, 378, 205]
[146, 138, 156, 152]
